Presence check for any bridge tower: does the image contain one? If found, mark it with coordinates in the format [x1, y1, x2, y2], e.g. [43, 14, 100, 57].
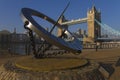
[58, 15, 68, 37]
[87, 6, 101, 42]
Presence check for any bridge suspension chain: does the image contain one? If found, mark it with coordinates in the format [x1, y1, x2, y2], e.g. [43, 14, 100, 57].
[95, 19, 120, 38]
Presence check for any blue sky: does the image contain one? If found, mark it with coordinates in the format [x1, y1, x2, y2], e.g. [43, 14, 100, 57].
[0, 0, 120, 33]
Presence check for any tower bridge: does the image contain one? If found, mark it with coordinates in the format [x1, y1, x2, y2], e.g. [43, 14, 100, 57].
[58, 6, 101, 43]
[58, 5, 120, 43]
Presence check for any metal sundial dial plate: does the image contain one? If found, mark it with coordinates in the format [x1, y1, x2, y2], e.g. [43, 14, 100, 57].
[21, 8, 82, 53]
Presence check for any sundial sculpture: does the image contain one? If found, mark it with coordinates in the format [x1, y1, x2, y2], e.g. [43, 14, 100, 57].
[21, 3, 82, 58]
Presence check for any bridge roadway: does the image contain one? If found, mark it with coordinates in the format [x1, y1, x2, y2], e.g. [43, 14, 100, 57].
[97, 38, 120, 42]
[61, 18, 87, 26]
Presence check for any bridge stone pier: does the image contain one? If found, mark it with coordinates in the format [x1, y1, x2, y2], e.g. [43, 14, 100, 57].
[58, 6, 101, 43]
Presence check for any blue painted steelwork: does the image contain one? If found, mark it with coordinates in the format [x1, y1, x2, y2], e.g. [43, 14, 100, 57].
[95, 19, 120, 38]
[95, 19, 120, 41]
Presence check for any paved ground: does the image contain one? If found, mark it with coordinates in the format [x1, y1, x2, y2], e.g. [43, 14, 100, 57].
[0, 48, 120, 80]
[80, 48, 120, 80]
[0, 65, 16, 80]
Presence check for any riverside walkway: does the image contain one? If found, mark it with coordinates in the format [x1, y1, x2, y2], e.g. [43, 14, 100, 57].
[0, 48, 120, 80]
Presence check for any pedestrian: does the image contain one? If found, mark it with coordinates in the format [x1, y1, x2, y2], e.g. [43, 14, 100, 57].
[96, 42, 100, 52]
[8, 47, 11, 53]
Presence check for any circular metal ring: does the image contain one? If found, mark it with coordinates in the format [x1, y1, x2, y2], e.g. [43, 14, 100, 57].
[21, 8, 82, 53]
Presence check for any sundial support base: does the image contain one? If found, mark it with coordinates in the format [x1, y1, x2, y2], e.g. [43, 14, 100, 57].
[3, 56, 106, 80]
